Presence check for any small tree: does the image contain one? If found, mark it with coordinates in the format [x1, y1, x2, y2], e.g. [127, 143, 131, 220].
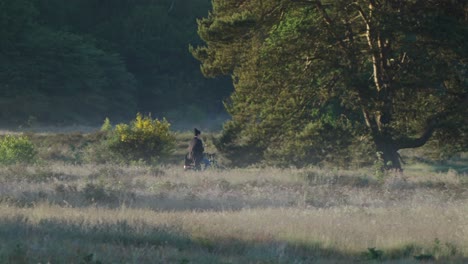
[100, 117, 112, 132]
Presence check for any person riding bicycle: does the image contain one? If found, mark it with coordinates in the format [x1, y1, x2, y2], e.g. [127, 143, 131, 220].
[187, 128, 204, 170]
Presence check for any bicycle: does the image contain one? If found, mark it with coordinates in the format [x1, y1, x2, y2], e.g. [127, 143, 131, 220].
[184, 152, 224, 171]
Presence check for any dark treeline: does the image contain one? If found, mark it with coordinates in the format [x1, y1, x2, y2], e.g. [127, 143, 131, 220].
[0, 0, 232, 128]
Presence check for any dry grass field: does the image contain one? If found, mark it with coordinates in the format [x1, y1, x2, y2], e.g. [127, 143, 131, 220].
[0, 131, 467, 263]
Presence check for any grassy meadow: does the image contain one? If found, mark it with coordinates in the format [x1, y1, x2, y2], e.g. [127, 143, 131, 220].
[0, 130, 467, 263]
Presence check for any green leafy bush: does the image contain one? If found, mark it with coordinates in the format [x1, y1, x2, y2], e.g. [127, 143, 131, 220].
[106, 113, 175, 163]
[0, 135, 37, 165]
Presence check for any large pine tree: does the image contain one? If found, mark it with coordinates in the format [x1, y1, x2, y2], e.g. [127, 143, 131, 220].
[192, 0, 468, 169]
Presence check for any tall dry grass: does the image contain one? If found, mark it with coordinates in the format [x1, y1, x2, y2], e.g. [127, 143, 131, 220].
[0, 162, 467, 263]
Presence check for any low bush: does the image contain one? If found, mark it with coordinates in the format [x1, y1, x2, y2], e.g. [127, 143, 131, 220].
[106, 113, 175, 164]
[0, 135, 37, 165]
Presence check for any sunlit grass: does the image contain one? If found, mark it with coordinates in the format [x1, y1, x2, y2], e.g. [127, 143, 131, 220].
[1, 201, 467, 263]
[0, 161, 467, 262]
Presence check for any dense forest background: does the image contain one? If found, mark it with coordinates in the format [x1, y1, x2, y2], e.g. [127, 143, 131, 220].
[0, 0, 232, 129]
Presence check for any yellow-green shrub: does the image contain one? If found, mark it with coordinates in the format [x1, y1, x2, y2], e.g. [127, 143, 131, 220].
[107, 113, 175, 163]
[0, 135, 37, 165]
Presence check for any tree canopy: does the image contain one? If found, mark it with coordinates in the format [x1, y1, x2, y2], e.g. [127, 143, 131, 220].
[192, 0, 468, 168]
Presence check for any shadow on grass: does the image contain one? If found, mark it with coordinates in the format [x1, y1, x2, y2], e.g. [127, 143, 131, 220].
[433, 162, 468, 174]
[407, 155, 468, 174]
[0, 216, 377, 263]
[1, 216, 467, 263]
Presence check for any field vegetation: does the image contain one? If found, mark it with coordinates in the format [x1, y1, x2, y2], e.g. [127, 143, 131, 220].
[0, 129, 467, 263]
[1, 1, 466, 263]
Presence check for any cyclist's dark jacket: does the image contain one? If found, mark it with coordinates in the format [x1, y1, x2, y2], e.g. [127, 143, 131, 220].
[188, 136, 204, 162]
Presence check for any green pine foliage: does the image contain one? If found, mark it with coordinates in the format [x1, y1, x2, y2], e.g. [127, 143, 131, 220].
[193, 0, 468, 169]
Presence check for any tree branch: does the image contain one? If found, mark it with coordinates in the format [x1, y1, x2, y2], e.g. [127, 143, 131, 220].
[314, 1, 349, 52]
[397, 89, 468, 150]
[396, 121, 436, 150]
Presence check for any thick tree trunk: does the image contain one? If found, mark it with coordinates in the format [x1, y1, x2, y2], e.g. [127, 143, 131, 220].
[360, 2, 402, 171]
[374, 136, 402, 171]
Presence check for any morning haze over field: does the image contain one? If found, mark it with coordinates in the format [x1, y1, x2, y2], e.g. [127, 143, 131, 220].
[0, 0, 467, 263]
